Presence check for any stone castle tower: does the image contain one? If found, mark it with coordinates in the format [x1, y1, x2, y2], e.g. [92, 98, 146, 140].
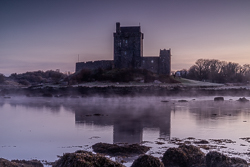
[113, 22, 144, 69]
[159, 49, 171, 75]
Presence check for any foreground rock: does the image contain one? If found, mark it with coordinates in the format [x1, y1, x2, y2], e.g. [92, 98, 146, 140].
[92, 142, 150, 156]
[162, 144, 205, 167]
[0, 158, 43, 167]
[206, 151, 248, 167]
[53, 150, 124, 167]
[131, 154, 164, 167]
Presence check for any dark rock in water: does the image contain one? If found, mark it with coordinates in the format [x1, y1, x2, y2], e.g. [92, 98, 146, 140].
[162, 144, 205, 167]
[131, 154, 164, 167]
[53, 150, 124, 167]
[214, 97, 224, 101]
[206, 151, 248, 167]
[237, 97, 249, 102]
[92, 142, 150, 156]
[161, 100, 169, 102]
[0, 158, 43, 167]
[194, 140, 209, 144]
[178, 100, 188, 102]
[93, 113, 102, 116]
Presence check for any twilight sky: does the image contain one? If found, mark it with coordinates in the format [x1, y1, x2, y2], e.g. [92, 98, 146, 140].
[1, 0, 250, 76]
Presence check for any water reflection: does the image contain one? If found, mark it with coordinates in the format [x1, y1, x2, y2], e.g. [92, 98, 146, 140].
[74, 105, 171, 144]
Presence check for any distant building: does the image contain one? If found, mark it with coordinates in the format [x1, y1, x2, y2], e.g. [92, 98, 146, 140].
[76, 22, 171, 75]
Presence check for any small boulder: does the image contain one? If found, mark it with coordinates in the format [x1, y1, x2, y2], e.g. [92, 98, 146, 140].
[206, 151, 248, 167]
[131, 154, 164, 167]
[162, 144, 205, 167]
[214, 97, 224, 101]
[53, 150, 124, 167]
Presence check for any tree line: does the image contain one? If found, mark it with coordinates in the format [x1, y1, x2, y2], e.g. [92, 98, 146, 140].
[179, 59, 250, 83]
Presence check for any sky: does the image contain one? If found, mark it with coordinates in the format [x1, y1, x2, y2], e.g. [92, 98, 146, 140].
[1, 0, 250, 76]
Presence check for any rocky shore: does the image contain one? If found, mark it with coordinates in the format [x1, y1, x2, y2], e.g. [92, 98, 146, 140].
[1, 143, 248, 167]
[1, 84, 250, 98]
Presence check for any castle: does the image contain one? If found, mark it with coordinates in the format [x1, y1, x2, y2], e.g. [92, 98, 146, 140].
[76, 22, 171, 75]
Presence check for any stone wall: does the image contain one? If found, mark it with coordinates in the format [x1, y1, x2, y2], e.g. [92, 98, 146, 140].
[75, 60, 113, 72]
[142, 57, 159, 74]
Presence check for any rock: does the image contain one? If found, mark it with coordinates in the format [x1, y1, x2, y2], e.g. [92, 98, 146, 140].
[53, 150, 124, 167]
[162, 147, 188, 167]
[11, 160, 44, 167]
[194, 140, 209, 144]
[131, 154, 164, 167]
[206, 151, 248, 167]
[237, 97, 249, 102]
[162, 144, 205, 167]
[0, 158, 43, 167]
[214, 97, 224, 101]
[178, 100, 188, 102]
[0, 158, 17, 167]
[92, 142, 150, 156]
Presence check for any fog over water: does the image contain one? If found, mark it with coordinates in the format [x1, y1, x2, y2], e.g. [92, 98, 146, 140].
[1, 95, 250, 166]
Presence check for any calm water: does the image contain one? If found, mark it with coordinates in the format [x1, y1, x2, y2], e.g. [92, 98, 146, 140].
[1, 95, 250, 166]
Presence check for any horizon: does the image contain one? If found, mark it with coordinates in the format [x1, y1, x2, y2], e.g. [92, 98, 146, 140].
[1, 0, 250, 76]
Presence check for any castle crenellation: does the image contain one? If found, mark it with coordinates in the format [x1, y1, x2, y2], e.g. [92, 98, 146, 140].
[76, 22, 171, 75]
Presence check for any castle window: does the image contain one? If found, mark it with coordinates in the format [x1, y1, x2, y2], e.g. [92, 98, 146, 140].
[124, 51, 127, 55]
[151, 60, 154, 63]
[124, 39, 128, 47]
[118, 41, 121, 47]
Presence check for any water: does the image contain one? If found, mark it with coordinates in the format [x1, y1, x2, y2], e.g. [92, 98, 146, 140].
[1, 95, 250, 166]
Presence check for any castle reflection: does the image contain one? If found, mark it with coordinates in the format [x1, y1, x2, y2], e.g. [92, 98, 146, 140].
[74, 105, 171, 144]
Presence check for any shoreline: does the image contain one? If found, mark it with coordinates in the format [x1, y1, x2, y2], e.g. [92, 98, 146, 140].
[1, 82, 250, 97]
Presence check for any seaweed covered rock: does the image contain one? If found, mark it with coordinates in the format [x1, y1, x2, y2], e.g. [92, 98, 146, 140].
[12, 160, 43, 167]
[131, 154, 164, 167]
[162, 144, 205, 167]
[206, 151, 248, 167]
[92, 142, 150, 156]
[53, 150, 124, 167]
[0, 158, 17, 167]
[0, 158, 43, 167]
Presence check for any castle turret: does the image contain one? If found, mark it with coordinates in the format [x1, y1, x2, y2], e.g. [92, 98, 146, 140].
[159, 49, 171, 75]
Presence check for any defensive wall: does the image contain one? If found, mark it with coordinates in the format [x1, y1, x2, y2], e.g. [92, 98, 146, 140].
[75, 60, 113, 72]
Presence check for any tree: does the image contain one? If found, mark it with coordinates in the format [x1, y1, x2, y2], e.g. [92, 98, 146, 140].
[0, 73, 4, 83]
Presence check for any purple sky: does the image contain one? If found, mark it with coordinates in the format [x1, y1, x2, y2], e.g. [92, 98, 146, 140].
[1, 0, 250, 76]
